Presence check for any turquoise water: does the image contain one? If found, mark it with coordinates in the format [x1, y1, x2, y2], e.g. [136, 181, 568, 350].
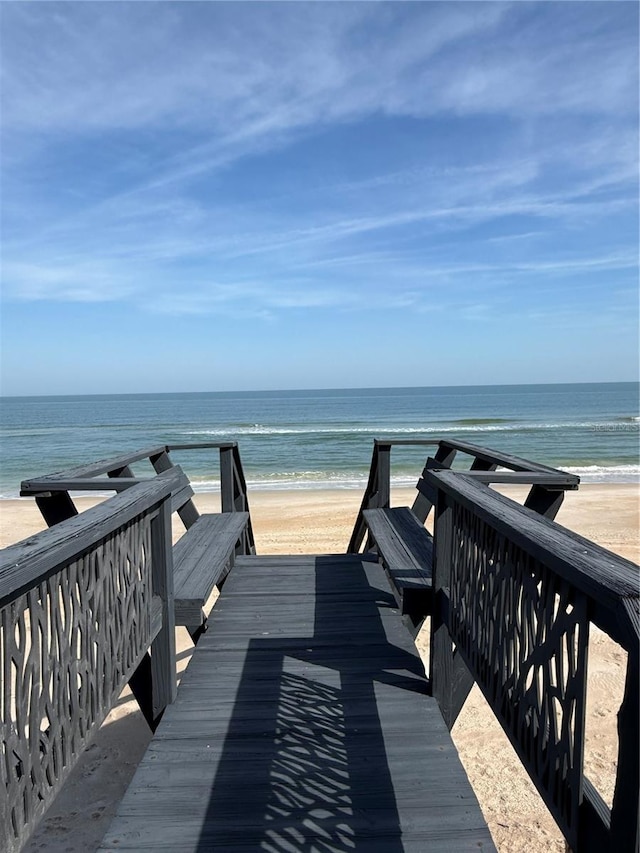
[0, 383, 638, 498]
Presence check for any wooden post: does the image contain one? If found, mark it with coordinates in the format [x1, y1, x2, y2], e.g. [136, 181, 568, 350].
[609, 634, 639, 851]
[151, 448, 199, 529]
[430, 489, 454, 717]
[524, 485, 565, 520]
[150, 450, 173, 474]
[412, 443, 457, 522]
[108, 465, 135, 478]
[469, 458, 497, 471]
[377, 443, 391, 509]
[150, 497, 177, 724]
[220, 447, 234, 513]
[35, 493, 78, 527]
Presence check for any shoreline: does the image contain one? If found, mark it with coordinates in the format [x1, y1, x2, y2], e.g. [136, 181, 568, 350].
[2, 482, 638, 561]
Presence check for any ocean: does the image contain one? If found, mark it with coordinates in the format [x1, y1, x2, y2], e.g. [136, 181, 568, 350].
[0, 383, 638, 499]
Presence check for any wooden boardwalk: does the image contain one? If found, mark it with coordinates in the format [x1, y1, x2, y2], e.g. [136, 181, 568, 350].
[99, 553, 494, 852]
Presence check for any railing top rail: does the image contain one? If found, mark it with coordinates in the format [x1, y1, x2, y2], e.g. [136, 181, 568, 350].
[373, 436, 577, 480]
[438, 470, 578, 486]
[20, 477, 143, 494]
[1, 468, 180, 605]
[167, 442, 238, 451]
[374, 438, 440, 447]
[19, 443, 241, 496]
[19, 445, 168, 492]
[440, 437, 575, 477]
[426, 469, 639, 646]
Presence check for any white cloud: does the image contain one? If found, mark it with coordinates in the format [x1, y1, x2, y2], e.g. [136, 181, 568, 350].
[2, 3, 635, 143]
[1, 2, 636, 322]
[1, 261, 135, 302]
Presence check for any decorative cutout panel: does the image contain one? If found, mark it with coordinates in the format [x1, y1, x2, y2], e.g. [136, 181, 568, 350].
[1, 513, 153, 853]
[449, 503, 588, 848]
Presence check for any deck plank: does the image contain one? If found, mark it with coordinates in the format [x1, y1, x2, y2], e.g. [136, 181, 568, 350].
[100, 554, 495, 852]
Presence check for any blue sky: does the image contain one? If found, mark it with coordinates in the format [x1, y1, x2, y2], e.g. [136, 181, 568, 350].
[1, 2, 638, 396]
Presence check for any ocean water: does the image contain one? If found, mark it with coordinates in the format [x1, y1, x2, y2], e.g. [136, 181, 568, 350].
[0, 383, 638, 498]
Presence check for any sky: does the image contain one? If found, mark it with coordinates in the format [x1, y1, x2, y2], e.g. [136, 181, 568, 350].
[1, 1, 638, 396]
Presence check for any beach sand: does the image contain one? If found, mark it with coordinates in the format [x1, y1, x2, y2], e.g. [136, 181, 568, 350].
[2, 483, 637, 852]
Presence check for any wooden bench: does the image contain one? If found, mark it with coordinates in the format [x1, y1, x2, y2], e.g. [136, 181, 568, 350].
[363, 505, 433, 628]
[20, 443, 254, 642]
[0, 476, 179, 853]
[171, 507, 249, 632]
[352, 439, 580, 633]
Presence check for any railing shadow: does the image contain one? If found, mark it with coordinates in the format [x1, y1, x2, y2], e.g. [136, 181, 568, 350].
[196, 556, 425, 851]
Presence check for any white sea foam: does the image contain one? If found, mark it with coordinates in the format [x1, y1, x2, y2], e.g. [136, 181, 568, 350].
[1, 465, 636, 500]
[561, 465, 640, 483]
[184, 466, 639, 492]
[180, 420, 631, 437]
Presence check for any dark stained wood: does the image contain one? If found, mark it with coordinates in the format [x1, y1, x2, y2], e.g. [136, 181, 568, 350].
[173, 512, 250, 627]
[430, 494, 457, 729]
[0, 476, 178, 853]
[108, 464, 135, 478]
[0, 470, 181, 603]
[427, 469, 639, 850]
[363, 507, 433, 633]
[524, 483, 565, 518]
[469, 456, 497, 471]
[150, 498, 177, 724]
[219, 446, 234, 513]
[20, 445, 167, 491]
[30, 477, 141, 492]
[99, 554, 495, 852]
[20, 445, 254, 638]
[34, 491, 78, 526]
[609, 635, 639, 851]
[425, 470, 639, 647]
[411, 444, 457, 522]
[348, 441, 392, 553]
[363, 508, 433, 589]
[438, 438, 577, 478]
[349, 436, 579, 555]
[150, 449, 201, 529]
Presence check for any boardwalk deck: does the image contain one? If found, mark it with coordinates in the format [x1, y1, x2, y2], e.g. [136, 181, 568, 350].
[99, 553, 494, 852]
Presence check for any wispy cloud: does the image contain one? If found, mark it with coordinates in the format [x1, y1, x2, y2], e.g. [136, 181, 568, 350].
[1, 2, 637, 339]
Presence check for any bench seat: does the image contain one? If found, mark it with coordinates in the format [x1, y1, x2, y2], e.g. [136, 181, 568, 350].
[363, 506, 433, 628]
[173, 512, 250, 628]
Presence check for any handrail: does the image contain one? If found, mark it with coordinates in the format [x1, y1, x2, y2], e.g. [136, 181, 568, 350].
[426, 469, 639, 852]
[347, 437, 580, 553]
[20, 442, 256, 553]
[347, 439, 394, 553]
[19, 445, 168, 489]
[1, 473, 178, 853]
[167, 443, 255, 554]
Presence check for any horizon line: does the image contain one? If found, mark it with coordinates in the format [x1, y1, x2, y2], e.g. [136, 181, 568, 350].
[1, 379, 638, 401]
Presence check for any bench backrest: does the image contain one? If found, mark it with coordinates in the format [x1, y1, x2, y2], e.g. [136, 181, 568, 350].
[0, 473, 178, 853]
[349, 437, 579, 553]
[19, 443, 255, 554]
[426, 468, 639, 852]
[19, 445, 199, 528]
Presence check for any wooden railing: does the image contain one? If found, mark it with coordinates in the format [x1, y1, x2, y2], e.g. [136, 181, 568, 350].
[0, 474, 178, 853]
[168, 442, 254, 555]
[348, 438, 579, 553]
[426, 469, 639, 852]
[20, 442, 255, 554]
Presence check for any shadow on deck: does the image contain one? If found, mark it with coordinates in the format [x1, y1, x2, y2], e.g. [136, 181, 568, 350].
[101, 554, 492, 851]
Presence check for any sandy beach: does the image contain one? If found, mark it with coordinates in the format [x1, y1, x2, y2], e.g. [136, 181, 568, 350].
[2, 483, 637, 852]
